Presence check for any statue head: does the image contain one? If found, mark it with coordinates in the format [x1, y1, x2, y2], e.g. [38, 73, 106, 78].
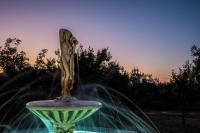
[59, 29, 78, 47]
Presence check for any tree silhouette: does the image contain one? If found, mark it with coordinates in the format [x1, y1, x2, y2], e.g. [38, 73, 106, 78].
[2, 37, 191, 117]
[171, 61, 194, 125]
[170, 45, 200, 125]
[77, 45, 112, 83]
[34, 49, 48, 70]
[0, 38, 30, 76]
[191, 45, 200, 91]
[34, 49, 59, 72]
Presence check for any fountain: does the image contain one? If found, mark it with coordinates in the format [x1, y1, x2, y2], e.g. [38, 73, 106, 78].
[0, 28, 160, 133]
[26, 29, 102, 133]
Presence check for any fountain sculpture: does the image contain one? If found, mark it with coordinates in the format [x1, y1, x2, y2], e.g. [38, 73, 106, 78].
[26, 29, 102, 133]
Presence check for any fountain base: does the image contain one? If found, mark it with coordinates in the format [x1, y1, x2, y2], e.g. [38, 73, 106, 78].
[26, 98, 102, 133]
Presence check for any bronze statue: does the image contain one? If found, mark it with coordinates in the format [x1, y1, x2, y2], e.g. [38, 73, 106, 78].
[59, 29, 78, 97]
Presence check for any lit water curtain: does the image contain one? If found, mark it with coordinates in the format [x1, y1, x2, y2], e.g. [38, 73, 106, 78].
[0, 71, 57, 132]
[0, 72, 160, 133]
[75, 84, 160, 133]
[0, 61, 160, 133]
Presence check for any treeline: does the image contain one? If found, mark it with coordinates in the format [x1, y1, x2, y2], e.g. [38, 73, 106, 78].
[0, 38, 200, 113]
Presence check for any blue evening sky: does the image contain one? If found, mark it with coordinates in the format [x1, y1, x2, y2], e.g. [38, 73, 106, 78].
[0, 0, 200, 81]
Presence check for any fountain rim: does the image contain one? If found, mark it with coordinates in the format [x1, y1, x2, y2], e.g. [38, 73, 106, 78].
[26, 100, 102, 110]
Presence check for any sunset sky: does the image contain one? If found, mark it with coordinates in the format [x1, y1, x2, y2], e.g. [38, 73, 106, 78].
[0, 0, 200, 82]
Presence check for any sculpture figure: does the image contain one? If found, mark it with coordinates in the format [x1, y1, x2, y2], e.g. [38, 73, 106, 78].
[59, 29, 78, 97]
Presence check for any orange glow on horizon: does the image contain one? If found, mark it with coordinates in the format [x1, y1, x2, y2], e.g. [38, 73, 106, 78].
[123, 64, 170, 83]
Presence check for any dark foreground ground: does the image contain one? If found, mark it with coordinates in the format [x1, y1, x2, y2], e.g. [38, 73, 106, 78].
[146, 111, 200, 133]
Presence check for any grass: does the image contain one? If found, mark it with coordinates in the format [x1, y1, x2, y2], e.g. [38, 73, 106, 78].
[146, 111, 200, 133]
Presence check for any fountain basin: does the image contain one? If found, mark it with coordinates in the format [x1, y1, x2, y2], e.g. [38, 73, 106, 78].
[26, 99, 102, 133]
